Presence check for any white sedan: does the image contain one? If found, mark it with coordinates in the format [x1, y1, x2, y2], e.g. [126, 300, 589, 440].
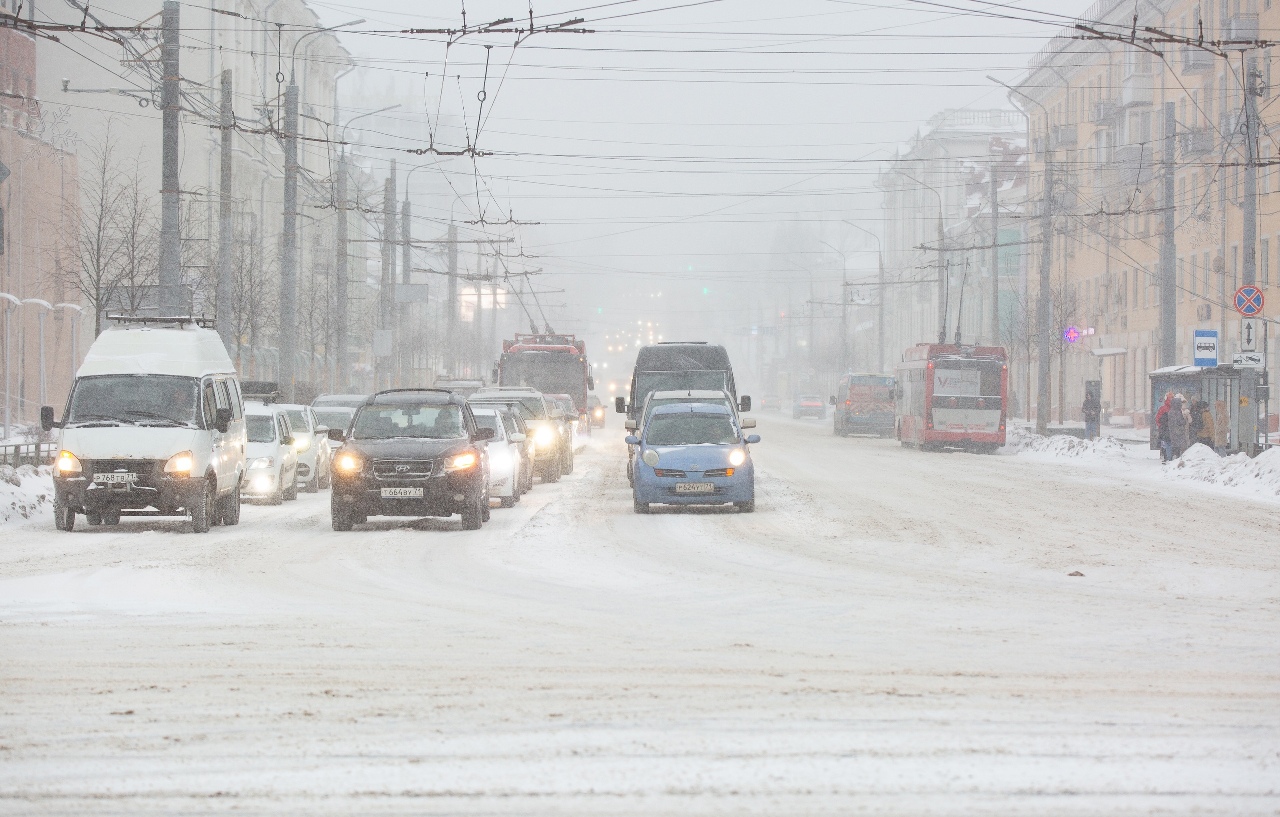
[471, 407, 528, 508]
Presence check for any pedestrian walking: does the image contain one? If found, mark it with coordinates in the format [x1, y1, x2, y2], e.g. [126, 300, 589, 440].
[1082, 389, 1101, 441]
[1168, 394, 1191, 459]
[1155, 392, 1173, 463]
[1191, 397, 1216, 450]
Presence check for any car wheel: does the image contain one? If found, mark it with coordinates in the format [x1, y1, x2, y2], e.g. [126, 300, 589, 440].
[86, 510, 103, 526]
[735, 499, 755, 513]
[331, 501, 354, 531]
[481, 491, 492, 522]
[190, 479, 215, 533]
[54, 497, 75, 531]
[560, 447, 573, 476]
[103, 508, 122, 526]
[218, 486, 241, 526]
[304, 474, 319, 493]
[633, 496, 649, 514]
[284, 477, 299, 501]
[499, 495, 516, 508]
[461, 494, 484, 530]
[541, 463, 560, 484]
[267, 481, 284, 506]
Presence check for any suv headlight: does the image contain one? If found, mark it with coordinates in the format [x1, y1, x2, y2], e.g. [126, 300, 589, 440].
[335, 452, 362, 473]
[446, 452, 477, 471]
[56, 450, 82, 474]
[164, 450, 194, 475]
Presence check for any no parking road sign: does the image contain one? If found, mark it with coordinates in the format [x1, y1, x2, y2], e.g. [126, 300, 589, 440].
[1234, 285, 1264, 316]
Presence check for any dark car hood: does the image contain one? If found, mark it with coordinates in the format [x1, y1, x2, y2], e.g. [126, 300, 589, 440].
[342, 437, 470, 460]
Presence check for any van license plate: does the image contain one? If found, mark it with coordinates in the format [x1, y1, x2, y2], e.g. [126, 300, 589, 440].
[94, 473, 135, 484]
[674, 482, 714, 494]
[381, 487, 423, 498]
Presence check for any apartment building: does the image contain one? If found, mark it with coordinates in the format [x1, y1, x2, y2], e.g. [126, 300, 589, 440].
[1015, 0, 1279, 423]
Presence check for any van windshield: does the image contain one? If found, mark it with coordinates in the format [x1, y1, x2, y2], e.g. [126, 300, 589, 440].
[66, 375, 201, 428]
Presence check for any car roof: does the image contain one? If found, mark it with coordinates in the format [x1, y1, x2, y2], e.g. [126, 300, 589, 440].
[366, 388, 463, 406]
[274, 403, 311, 411]
[650, 402, 732, 416]
[243, 402, 282, 416]
[473, 386, 542, 395]
[649, 389, 729, 401]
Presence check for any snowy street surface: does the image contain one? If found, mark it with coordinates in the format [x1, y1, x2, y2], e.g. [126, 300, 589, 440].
[2, 418, 1278, 815]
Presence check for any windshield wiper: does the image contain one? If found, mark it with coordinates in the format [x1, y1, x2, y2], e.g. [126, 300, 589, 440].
[123, 410, 196, 428]
[67, 413, 124, 427]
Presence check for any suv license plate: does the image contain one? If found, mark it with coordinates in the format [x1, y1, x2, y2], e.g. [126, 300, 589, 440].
[94, 473, 136, 484]
[381, 487, 423, 499]
[674, 482, 715, 494]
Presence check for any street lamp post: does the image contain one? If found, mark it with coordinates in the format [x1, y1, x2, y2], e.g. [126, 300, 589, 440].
[841, 221, 886, 373]
[1, 293, 19, 439]
[819, 240, 850, 374]
[894, 168, 946, 344]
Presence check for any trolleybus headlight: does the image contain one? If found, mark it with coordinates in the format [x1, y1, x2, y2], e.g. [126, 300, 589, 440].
[728, 448, 746, 467]
[56, 450, 82, 474]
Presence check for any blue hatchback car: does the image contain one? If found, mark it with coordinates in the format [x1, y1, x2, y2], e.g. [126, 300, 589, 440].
[625, 403, 760, 514]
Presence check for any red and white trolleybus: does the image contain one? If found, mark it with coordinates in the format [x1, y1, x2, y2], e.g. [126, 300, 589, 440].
[894, 343, 1008, 452]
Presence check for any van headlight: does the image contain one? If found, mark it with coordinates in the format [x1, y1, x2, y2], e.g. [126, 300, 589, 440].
[534, 426, 555, 448]
[56, 450, 82, 474]
[164, 450, 194, 475]
[728, 449, 746, 467]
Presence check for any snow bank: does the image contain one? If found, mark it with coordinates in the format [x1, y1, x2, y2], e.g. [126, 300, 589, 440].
[1001, 425, 1133, 460]
[1166, 443, 1280, 499]
[0, 464, 53, 525]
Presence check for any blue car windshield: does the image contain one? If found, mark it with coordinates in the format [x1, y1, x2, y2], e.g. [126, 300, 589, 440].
[645, 413, 738, 446]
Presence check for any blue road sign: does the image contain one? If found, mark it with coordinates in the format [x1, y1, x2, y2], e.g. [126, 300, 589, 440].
[1234, 285, 1264, 317]
[1193, 329, 1219, 367]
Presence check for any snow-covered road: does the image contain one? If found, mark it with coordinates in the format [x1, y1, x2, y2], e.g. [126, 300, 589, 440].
[2, 418, 1278, 815]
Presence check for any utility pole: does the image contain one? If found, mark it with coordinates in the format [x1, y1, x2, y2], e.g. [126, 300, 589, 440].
[1243, 58, 1260, 287]
[216, 69, 233, 353]
[840, 265, 848, 373]
[447, 222, 458, 376]
[334, 149, 349, 390]
[1036, 159, 1053, 434]
[936, 209, 947, 343]
[280, 82, 299, 399]
[989, 164, 1000, 347]
[1160, 101, 1178, 366]
[158, 0, 182, 316]
[400, 195, 412, 385]
[877, 250, 885, 374]
[378, 167, 396, 387]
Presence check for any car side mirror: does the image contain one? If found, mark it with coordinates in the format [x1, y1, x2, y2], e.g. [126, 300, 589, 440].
[614, 397, 626, 414]
[744, 434, 761, 444]
[283, 435, 295, 447]
[741, 418, 756, 429]
[739, 395, 751, 412]
[214, 407, 232, 433]
[473, 427, 495, 442]
[491, 366, 499, 383]
[624, 419, 638, 430]
[624, 435, 640, 446]
[40, 405, 57, 432]
[587, 376, 595, 390]
[326, 427, 346, 442]
[828, 395, 836, 406]
[510, 432, 526, 443]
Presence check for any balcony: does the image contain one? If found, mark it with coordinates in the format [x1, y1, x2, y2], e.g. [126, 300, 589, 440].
[1050, 124, 1078, 150]
[1098, 144, 1154, 189]
[1182, 46, 1213, 73]
[1178, 128, 1214, 157]
[1120, 73, 1154, 107]
[1225, 14, 1259, 43]
[1091, 100, 1118, 124]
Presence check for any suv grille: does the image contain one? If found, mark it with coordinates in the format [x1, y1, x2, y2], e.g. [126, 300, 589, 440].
[373, 459, 435, 480]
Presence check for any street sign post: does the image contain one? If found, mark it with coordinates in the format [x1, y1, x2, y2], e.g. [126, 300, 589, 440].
[1193, 329, 1219, 367]
[1234, 285, 1264, 316]
[1233, 352, 1265, 368]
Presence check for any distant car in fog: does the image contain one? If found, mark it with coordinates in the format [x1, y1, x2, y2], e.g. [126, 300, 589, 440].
[757, 394, 783, 412]
[313, 393, 369, 410]
[587, 394, 606, 428]
[312, 406, 356, 437]
[432, 379, 487, 398]
[792, 394, 827, 420]
[832, 374, 896, 437]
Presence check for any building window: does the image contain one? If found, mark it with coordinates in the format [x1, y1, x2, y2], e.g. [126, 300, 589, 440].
[1190, 254, 1199, 296]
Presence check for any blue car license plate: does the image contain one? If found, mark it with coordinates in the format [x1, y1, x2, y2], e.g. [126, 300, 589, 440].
[674, 482, 714, 494]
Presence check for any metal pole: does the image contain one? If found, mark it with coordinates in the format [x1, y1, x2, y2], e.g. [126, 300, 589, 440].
[1037, 159, 1053, 434]
[400, 193, 411, 385]
[280, 82, 299, 400]
[1243, 59, 1260, 286]
[377, 170, 395, 388]
[335, 149, 349, 391]
[990, 164, 1000, 346]
[158, 0, 182, 316]
[937, 208, 947, 343]
[3, 304, 11, 439]
[37, 310, 46, 408]
[217, 69, 234, 352]
[877, 251, 885, 373]
[447, 222, 458, 376]
[840, 264, 848, 372]
[1160, 101, 1178, 366]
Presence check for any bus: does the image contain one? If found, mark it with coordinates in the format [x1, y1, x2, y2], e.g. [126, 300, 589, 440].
[832, 373, 896, 436]
[894, 344, 1007, 452]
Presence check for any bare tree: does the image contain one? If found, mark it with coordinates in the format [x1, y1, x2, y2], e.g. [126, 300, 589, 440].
[66, 123, 126, 336]
[113, 154, 160, 316]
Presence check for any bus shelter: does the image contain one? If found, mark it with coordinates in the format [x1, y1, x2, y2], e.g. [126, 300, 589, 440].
[1148, 365, 1270, 456]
